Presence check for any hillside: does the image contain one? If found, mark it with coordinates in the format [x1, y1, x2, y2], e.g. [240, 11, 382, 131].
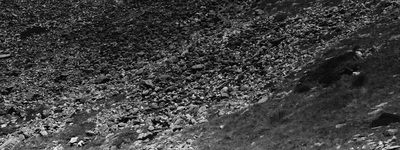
[0, 0, 400, 150]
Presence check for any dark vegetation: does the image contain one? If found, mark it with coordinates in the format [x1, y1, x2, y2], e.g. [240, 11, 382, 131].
[0, 0, 400, 149]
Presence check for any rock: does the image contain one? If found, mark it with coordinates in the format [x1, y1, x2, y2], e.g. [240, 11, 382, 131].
[20, 127, 33, 136]
[368, 108, 383, 116]
[176, 106, 185, 111]
[131, 108, 139, 114]
[386, 145, 400, 150]
[269, 37, 286, 47]
[110, 94, 126, 103]
[142, 90, 150, 96]
[150, 103, 158, 109]
[54, 73, 69, 83]
[273, 13, 288, 22]
[374, 102, 388, 109]
[69, 137, 79, 144]
[137, 51, 145, 56]
[221, 93, 229, 98]
[4, 70, 20, 77]
[39, 130, 48, 136]
[85, 130, 96, 136]
[239, 85, 249, 91]
[186, 139, 194, 144]
[118, 122, 127, 127]
[0, 54, 11, 59]
[25, 92, 41, 101]
[158, 74, 171, 81]
[65, 118, 73, 123]
[0, 86, 13, 95]
[142, 79, 154, 88]
[255, 9, 264, 15]
[164, 85, 177, 93]
[191, 64, 205, 70]
[0, 136, 19, 150]
[385, 129, 398, 136]
[77, 140, 85, 147]
[76, 96, 91, 104]
[335, 123, 347, 128]
[219, 125, 224, 129]
[221, 87, 229, 93]
[257, 95, 269, 104]
[94, 75, 110, 84]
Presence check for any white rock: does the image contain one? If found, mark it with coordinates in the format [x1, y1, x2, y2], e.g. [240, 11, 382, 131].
[221, 87, 229, 92]
[0, 54, 11, 59]
[374, 102, 388, 109]
[40, 130, 48, 136]
[77, 140, 85, 147]
[368, 108, 383, 116]
[257, 95, 269, 104]
[335, 123, 347, 128]
[69, 137, 79, 143]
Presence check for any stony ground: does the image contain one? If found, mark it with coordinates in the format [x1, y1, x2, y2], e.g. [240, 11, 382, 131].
[0, 0, 400, 149]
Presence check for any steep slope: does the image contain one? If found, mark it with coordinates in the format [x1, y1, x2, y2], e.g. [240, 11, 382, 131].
[190, 5, 400, 150]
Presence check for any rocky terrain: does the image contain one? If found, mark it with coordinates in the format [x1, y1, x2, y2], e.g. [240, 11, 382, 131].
[0, 0, 400, 149]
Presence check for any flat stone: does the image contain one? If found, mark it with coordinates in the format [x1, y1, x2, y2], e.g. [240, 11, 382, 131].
[192, 64, 205, 70]
[0, 54, 11, 59]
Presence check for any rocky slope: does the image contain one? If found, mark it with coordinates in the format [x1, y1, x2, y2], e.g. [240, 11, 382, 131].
[0, 0, 399, 149]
